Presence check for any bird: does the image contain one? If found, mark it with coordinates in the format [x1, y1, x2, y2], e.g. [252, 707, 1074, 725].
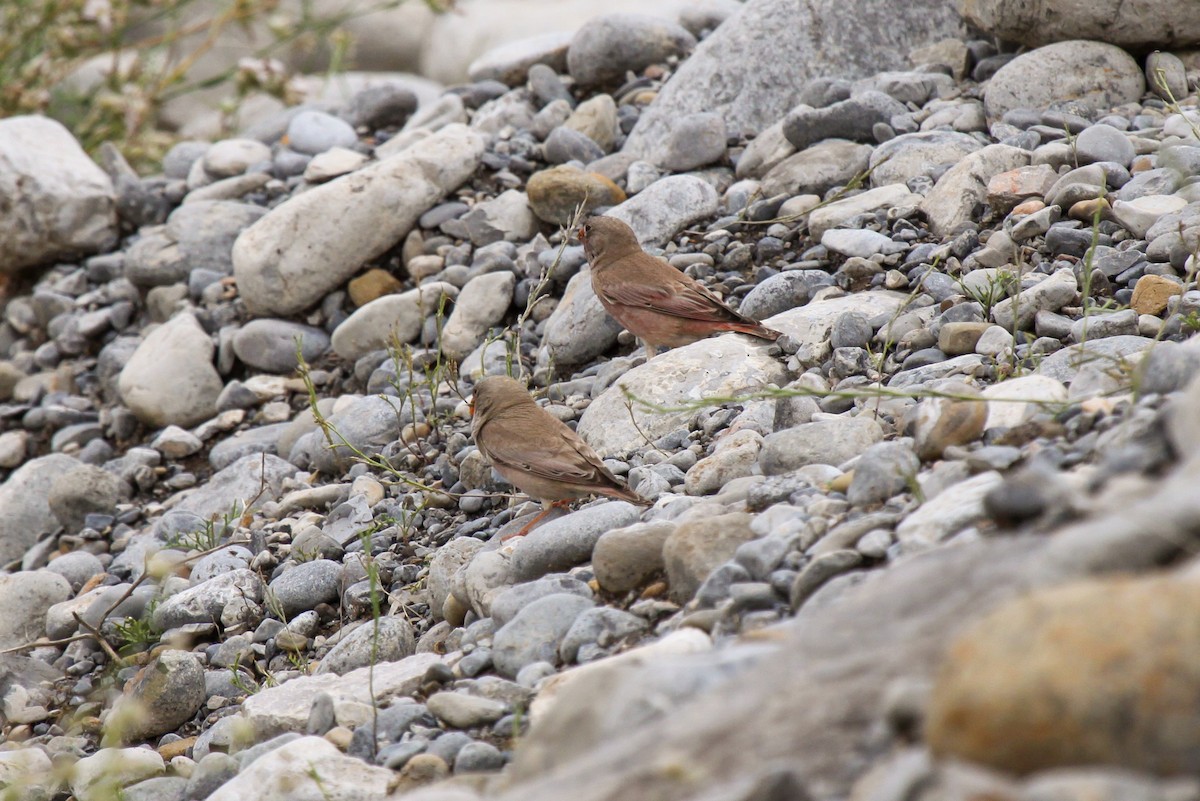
[469, 375, 649, 539]
[578, 215, 782, 358]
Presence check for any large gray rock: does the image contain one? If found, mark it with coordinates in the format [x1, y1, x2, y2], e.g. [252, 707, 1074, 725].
[117, 313, 223, 428]
[331, 282, 458, 361]
[0, 116, 117, 272]
[0, 453, 80, 566]
[538, 266, 625, 369]
[233, 124, 484, 316]
[576, 292, 908, 457]
[961, 0, 1200, 50]
[0, 571, 72, 649]
[566, 14, 696, 87]
[623, 0, 964, 163]
[983, 41, 1145, 121]
[869, 131, 983, 188]
[605, 175, 720, 248]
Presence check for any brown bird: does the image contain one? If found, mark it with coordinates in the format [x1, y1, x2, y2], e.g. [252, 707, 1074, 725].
[470, 376, 649, 539]
[579, 215, 782, 358]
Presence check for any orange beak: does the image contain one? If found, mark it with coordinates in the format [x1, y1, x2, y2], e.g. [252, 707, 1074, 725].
[469, 398, 476, 417]
[576, 226, 587, 244]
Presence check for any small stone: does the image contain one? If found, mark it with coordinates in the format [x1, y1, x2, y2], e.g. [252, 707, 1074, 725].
[427, 692, 507, 729]
[109, 651, 206, 743]
[347, 268, 402, 306]
[526, 165, 625, 225]
[286, 110, 358, 155]
[592, 521, 676, 594]
[663, 513, 758, 603]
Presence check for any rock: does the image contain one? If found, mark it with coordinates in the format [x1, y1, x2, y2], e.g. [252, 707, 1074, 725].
[45, 551, 104, 592]
[870, 131, 983, 188]
[427, 692, 507, 729]
[428, 538, 484, 624]
[544, 127, 605, 164]
[735, 120, 797, 179]
[663, 513, 757, 602]
[345, 82, 419, 129]
[109, 650, 206, 743]
[491, 576, 594, 628]
[592, 521, 676, 594]
[233, 124, 484, 316]
[1036, 336, 1155, 384]
[790, 550, 864, 608]
[685, 429, 763, 495]
[460, 190, 538, 245]
[0, 116, 117, 272]
[912, 386, 988, 461]
[623, 0, 962, 163]
[783, 91, 907, 151]
[566, 14, 696, 87]
[822, 229, 907, 258]
[847, 441, 920, 506]
[331, 282, 458, 361]
[526, 166, 626, 226]
[577, 292, 907, 456]
[440, 271, 516, 361]
[927, 574, 1200, 774]
[292, 395, 413, 475]
[456, 741, 506, 773]
[895, 471, 1003, 546]
[241, 653, 441, 736]
[760, 417, 885, 475]
[152, 569, 264, 631]
[1074, 123, 1136, 168]
[118, 313, 223, 428]
[207, 736, 393, 801]
[605, 175, 720, 247]
[348, 268, 403, 306]
[286, 110, 357, 155]
[1147, 50, 1190, 100]
[560, 607, 648, 663]
[171, 453, 293, 521]
[761, 139, 873, 197]
[493, 594, 595, 677]
[232, 319, 330, 374]
[467, 31, 574, 86]
[983, 41, 1145, 121]
[961, 0, 1200, 50]
[992, 268, 1078, 331]
[539, 266, 625, 368]
[564, 94, 619, 152]
[921, 144, 1031, 236]
[659, 113, 727, 172]
[738, 270, 834, 319]
[70, 748, 164, 801]
[269, 559, 343, 618]
[317, 617, 416, 675]
[0, 453, 81, 565]
[203, 139, 270, 177]
[48, 464, 124, 532]
[1111, 195, 1190, 239]
[809, 184, 923, 239]
[509, 502, 643, 583]
[986, 164, 1059, 212]
[0, 571, 72, 649]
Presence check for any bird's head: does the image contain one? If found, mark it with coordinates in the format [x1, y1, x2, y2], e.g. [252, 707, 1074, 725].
[578, 215, 641, 267]
[469, 375, 531, 426]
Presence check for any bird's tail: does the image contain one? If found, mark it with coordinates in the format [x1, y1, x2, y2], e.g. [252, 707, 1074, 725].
[603, 484, 654, 506]
[727, 321, 782, 342]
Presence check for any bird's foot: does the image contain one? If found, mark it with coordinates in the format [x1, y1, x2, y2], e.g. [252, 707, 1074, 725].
[500, 500, 572, 541]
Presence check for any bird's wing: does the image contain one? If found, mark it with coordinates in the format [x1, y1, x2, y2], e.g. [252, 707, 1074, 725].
[597, 276, 746, 324]
[477, 413, 619, 489]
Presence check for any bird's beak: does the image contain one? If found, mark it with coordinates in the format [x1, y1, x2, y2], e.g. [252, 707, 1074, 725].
[576, 226, 587, 244]
[469, 398, 476, 417]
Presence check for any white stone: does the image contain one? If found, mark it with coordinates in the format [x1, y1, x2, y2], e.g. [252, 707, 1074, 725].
[331, 281, 458, 361]
[241, 652, 444, 736]
[577, 292, 908, 457]
[234, 124, 484, 316]
[1111, 195, 1189, 239]
[808, 184, 922, 239]
[207, 736, 393, 801]
[70, 748, 164, 801]
[440, 271, 516, 361]
[982, 374, 1069, 430]
[0, 116, 117, 272]
[896, 471, 1003, 546]
[117, 313, 223, 428]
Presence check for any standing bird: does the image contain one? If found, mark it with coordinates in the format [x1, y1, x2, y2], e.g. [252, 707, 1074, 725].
[470, 376, 649, 539]
[579, 216, 782, 358]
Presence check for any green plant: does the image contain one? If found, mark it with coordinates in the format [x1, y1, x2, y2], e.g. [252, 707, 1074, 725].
[110, 614, 160, 656]
[0, 0, 439, 169]
[165, 500, 243, 552]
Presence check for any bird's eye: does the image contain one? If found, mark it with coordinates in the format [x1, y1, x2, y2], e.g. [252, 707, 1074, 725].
[582, 225, 590, 234]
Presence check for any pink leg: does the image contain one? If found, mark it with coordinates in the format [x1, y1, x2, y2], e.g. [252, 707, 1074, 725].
[501, 500, 571, 541]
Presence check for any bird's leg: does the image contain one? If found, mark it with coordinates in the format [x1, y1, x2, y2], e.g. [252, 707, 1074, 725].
[501, 500, 572, 541]
[641, 341, 658, 360]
